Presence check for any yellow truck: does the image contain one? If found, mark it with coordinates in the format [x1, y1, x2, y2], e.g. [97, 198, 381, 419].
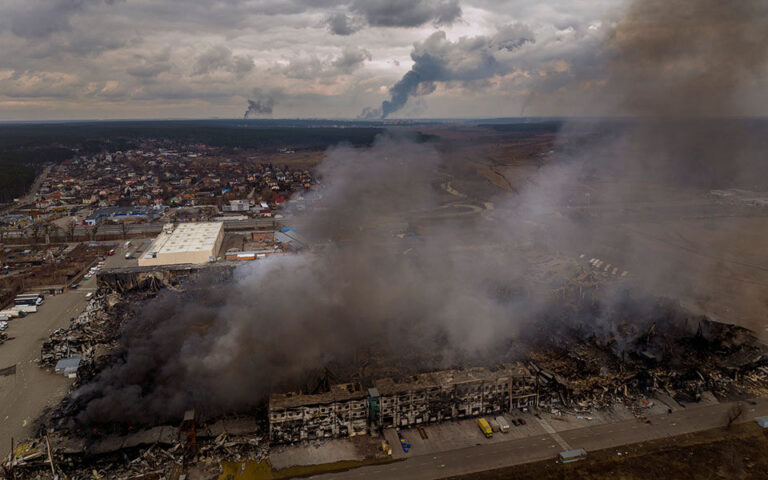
[477, 417, 493, 438]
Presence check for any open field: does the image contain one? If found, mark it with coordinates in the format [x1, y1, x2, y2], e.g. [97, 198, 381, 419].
[446, 422, 768, 480]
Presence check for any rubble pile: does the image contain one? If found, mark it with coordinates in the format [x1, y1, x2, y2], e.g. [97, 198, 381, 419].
[12, 278, 768, 479]
[5, 416, 268, 480]
[531, 307, 768, 412]
[40, 293, 122, 378]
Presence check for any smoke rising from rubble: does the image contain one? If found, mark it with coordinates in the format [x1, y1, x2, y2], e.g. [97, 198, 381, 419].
[75, 133, 548, 425]
[518, 0, 768, 339]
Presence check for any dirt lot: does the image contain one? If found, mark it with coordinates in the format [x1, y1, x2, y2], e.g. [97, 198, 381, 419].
[0, 243, 109, 307]
[446, 422, 768, 480]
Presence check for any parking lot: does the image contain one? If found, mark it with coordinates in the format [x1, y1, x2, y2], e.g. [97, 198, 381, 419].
[0, 277, 97, 450]
[101, 239, 152, 269]
[385, 412, 545, 459]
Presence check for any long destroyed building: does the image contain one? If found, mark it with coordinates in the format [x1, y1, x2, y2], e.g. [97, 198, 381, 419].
[267, 308, 768, 445]
[269, 363, 540, 443]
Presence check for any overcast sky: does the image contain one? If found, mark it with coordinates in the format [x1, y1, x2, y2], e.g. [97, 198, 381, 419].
[1, 0, 765, 120]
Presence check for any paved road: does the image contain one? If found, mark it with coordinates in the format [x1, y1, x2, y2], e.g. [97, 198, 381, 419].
[0, 165, 52, 215]
[312, 398, 768, 480]
[0, 276, 95, 452]
[63, 218, 279, 238]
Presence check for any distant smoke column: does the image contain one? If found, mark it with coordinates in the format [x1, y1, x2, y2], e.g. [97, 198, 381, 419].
[243, 96, 275, 118]
[373, 27, 533, 118]
[381, 71, 423, 118]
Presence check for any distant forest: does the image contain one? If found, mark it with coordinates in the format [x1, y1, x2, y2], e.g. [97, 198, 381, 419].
[0, 120, 387, 152]
[0, 148, 74, 204]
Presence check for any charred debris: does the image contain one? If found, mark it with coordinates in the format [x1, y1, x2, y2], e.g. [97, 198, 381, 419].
[7, 265, 768, 479]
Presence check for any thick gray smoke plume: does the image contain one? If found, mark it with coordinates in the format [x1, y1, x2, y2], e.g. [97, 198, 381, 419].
[375, 25, 535, 118]
[541, 0, 768, 187]
[521, 0, 768, 336]
[243, 90, 275, 118]
[75, 133, 546, 425]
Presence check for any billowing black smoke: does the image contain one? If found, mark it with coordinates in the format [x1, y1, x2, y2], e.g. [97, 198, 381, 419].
[74, 133, 547, 425]
[373, 25, 535, 118]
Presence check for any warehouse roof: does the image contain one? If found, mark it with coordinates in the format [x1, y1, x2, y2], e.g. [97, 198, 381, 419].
[144, 222, 223, 257]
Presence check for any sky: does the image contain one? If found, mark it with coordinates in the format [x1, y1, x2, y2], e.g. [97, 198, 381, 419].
[0, 0, 765, 120]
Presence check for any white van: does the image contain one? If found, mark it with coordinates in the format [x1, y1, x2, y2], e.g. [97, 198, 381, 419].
[495, 416, 510, 433]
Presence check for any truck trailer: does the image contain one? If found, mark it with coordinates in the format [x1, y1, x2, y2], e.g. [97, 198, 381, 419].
[14, 294, 43, 306]
[12, 305, 37, 313]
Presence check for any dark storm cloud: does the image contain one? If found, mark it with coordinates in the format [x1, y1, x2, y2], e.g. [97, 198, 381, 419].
[352, 0, 461, 27]
[332, 47, 373, 73]
[125, 49, 173, 79]
[326, 12, 363, 35]
[325, 0, 463, 36]
[494, 23, 535, 51]
[6, 0, 123, 38]
[278, 47, 371, 80]
[192, 45, 254, 77]
[126, 62, 171, 79]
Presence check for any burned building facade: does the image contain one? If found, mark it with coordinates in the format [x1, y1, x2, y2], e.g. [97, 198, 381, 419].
[370, 364, 538, 429]
[268, 363, 540, 444]
[268, 383, 369, 444]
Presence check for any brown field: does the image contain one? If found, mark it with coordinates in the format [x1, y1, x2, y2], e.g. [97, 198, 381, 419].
[445, 422, 768, 480]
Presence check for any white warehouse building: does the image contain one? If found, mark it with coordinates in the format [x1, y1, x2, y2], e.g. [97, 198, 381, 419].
[138, 222, 224, 267]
